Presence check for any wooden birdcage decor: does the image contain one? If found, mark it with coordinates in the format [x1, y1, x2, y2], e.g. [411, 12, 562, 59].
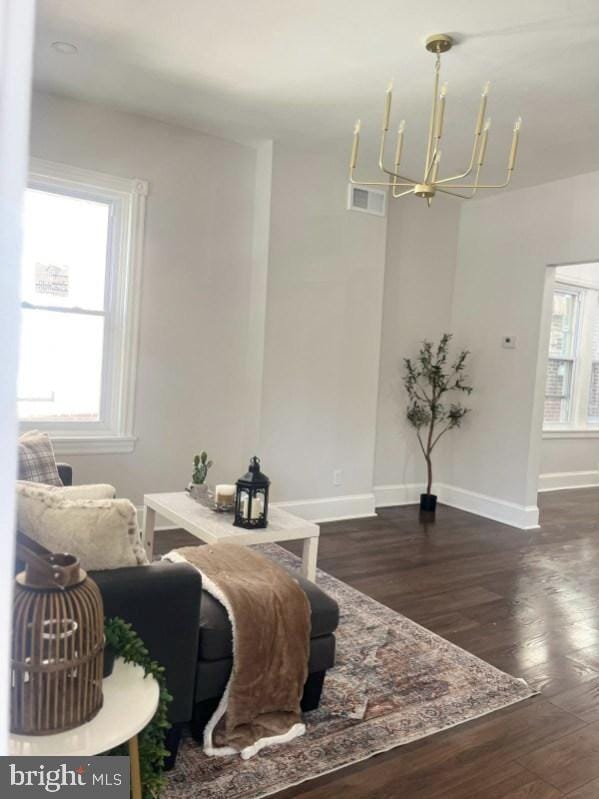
[11, 536, 104, 735]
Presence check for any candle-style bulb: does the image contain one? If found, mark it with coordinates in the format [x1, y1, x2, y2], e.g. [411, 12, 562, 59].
[434, 83, 447, 140]
[475, 85, 490, 135]
[383, 81, 393, 131]
[394, 120, 405, 167]
[350, 119, 361, 170]
[478, 119, 490, 166]
[508, 117, 522, 171]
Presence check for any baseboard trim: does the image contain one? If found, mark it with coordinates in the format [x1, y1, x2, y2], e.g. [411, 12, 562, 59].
[374, 484, 422, 507]
[373, 483, 540, 530]
[274, 493, 376, 523]
[439, 483, 539, 530]
[538, 470, 599, 492]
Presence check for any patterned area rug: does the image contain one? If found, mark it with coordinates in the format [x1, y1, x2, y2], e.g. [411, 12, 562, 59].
[165, 544, 535, 799]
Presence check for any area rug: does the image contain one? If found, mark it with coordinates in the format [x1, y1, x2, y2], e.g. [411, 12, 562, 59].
[165, 544, 535, 799]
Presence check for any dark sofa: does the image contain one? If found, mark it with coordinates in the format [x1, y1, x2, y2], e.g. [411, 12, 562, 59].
[50, 465, 340, 764]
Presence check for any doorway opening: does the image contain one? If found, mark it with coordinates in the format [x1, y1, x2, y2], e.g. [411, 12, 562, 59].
[538, 262, 599, 492]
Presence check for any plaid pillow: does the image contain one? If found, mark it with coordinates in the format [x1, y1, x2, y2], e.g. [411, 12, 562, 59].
[18, 431, 63, 486]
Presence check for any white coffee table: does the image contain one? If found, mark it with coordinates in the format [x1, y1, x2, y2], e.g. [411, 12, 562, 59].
[143, 492, 320, 581]
[9, 658, 159, 799]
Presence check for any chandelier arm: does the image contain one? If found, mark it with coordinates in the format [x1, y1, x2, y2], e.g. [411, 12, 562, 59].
[441, 171, 513, 190]
[435, 186, 475, 200]
[424, 146, 440, 183]
[424, 53, 441, 180]
[382, 164, 420, 184]
[435, 135, 480, 185]
[350, 175, 415, 188]
[392, 186, 417, 199]
[378, 129, 419, 184]
[436, 85, 490, 185]
[377, 89, 422, 186]
[435, 165, 483, 199]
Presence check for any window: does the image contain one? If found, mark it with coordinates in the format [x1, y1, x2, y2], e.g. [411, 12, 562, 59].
[589, 297, 599, 423]
[543, 274, 599, 432]
[544, 288, 580, 424]
[18, 159, 147, 453]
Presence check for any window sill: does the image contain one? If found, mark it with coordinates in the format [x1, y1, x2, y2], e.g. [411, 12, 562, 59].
[50, 435, 137, 455]
[543, 429, 599, 440]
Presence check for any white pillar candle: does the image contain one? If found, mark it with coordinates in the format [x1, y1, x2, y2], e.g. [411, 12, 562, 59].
[215, 484, 235, 507]
[251, 494, 264, 520]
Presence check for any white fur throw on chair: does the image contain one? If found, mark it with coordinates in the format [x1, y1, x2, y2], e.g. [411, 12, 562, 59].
[16, 482, 149, 571]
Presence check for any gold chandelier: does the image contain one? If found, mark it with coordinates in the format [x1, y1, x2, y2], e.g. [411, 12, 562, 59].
[349, 33, 522, 206]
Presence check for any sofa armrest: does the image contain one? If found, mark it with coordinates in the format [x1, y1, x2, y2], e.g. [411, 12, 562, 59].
[57, 463, 72, 486]
[91, 561, 202, 724]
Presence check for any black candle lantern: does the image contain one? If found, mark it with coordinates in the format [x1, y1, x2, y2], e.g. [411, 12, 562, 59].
[234, 456, 270, 529]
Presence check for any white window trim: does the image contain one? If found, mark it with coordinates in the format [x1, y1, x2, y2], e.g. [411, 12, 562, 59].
[543, 429, 599, 439]
[20, 158, 148, 455]
[543, 278, 599, 437]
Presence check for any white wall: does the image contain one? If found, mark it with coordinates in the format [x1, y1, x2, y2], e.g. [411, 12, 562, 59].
[373, 196, 460, 506]
[448, 170, 599, 523]
[28, 95, 389, 520]
[30, 92, 258, 505]
[540, 438, 599, 484]
[259, 142, 387, 519]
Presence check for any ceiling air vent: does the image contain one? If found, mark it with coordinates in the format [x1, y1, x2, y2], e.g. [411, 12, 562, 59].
[347, 184, 386, 217]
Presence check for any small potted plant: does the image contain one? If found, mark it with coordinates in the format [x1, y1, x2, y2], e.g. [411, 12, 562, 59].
[188, 451, 213, 501]
[403, 334, 472, 513]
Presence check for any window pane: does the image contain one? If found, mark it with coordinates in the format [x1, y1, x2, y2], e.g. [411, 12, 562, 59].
[589, 364, 599, 423]
[21, 188, 110, 311]
[592, 296, 599, 360]
[17, 309, 104, 422]
[544, 358, 572, 424]
[588, 296, 599, 423]
[548, 291, 578, 357]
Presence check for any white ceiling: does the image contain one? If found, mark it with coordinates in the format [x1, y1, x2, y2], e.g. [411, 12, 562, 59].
[34, 0, 599, 190]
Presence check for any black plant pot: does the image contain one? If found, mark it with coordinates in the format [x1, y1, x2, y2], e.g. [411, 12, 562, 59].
[103, 643, 115, 678]
[420, 493, 437, 512]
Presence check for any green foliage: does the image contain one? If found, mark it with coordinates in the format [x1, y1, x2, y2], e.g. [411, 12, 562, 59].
[104, 618, 173, 799]
[192, 451, 213, 484]
[403, 333, 472, 495]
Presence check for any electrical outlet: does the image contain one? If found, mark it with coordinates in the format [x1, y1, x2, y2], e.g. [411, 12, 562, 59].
[333, 469, 343, 486]
[502, 336, 516, 349]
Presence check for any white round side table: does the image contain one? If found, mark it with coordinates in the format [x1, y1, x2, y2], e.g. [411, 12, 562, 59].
[9, 658, 159, 799]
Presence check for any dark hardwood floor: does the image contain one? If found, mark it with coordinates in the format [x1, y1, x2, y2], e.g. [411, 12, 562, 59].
[157, 487, 599, 798]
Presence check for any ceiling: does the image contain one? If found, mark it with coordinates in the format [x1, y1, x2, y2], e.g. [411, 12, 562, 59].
[34, 0, 599, 191]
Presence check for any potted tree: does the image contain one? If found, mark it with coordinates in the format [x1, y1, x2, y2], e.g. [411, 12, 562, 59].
[403, 334, 472, 513]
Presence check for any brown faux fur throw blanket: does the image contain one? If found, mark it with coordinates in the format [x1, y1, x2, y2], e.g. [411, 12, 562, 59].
[166, 543, 311, 759]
